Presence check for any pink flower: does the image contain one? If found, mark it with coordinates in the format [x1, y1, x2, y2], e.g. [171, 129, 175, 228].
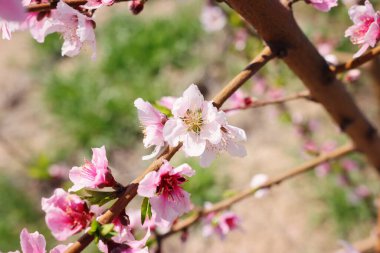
[134, 98, 167, 160]
[200, 124, 247, 167]
[97, 219, 151, 253]
[226, 90, 252, 109]
[137, 160, 195, 226]
[8, 228, 69, 253]
[41, 188, 93, 241]
[200, 5, 226, 32]
[163, 84, 224, 157]
[234, 29, 248, 51]
[341, 158, 359, 172]
[345, 0, 380, 57]
[36, 2, 96, 59]
[69, 146, 116, 192]
[0, 0, 25, 22]
[18, 229, 46, 253]
[307, 0, 338, 12]
[315, 162, 331, 177]
[250, 174, 269, 198]
[202, 208, 240, 239]
[345, 69, 361, 82]
[82, 0, 114, 9]
[1, 20, 20, 40]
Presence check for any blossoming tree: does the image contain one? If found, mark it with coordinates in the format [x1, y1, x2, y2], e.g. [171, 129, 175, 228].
[3, 0, 380, 252]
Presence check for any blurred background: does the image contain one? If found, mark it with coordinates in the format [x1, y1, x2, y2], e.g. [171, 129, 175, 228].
[1, 0, 380, 252]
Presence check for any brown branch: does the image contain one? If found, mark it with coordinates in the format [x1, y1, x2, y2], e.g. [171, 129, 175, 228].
[161, 143, 355, 239]
[26, 0, 130, 12]
[331, 45, 380, 74]
[223, 90, 311, 113]
[225, 0, 380, 174]
[64, 47, 274, 253]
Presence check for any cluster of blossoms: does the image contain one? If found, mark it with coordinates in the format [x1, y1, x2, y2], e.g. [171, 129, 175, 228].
[135, 84, 247, 167]
[0, 0, 145, 58]
[39, 146, 151, 252]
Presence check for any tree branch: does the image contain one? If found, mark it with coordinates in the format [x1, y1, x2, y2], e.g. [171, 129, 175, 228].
[26, 0, 133, 12]
[223, 90, 312, 113]
[331, 45, 380, 74]
[160, 143, 355, 239]
[64, 47, 274, 253]
[225, 0, 380, 173]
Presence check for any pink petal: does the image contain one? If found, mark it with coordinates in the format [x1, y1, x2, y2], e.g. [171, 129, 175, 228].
[20, 229, 46, 253]
[137, 171, 159, 198]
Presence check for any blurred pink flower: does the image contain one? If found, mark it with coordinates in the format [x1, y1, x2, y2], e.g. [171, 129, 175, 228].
[354, 185, 371, 198]
[137, 160, 195, 226]
[48, 164, 69, 179]
[69, 146, 116, 192]
[341, 158, 359, 172]
[344, 69, 361, 82]
[134, 98, 167, 160]
[251, 77, 268, 98]
[163, 84, 224, 157]
[8, 228, 69, 253]
[227, 90, 252, 109]
[41, 188, 93, 241]
[202, 207, 240, 239]
[345, 0, 380, 57]
[315, 162, 331, 177]
[250, 174, 269, 198]
[307, 0, 338, 12]
[0, 0, 25, 22]
[200, 5, 226, 32]
[234, 29, 248, 51]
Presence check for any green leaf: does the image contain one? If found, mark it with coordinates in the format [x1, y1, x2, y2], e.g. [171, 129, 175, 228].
[88, 220, 100, 236]
[75, 189, 118, 206]
[100, 224, 114, 237]
[147, 199, 152, 219]
[141, 197, 151, 225]
[153, 103, 173, 117]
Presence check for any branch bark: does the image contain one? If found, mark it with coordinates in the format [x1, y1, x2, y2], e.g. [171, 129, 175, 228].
[225, 0, 380, 173]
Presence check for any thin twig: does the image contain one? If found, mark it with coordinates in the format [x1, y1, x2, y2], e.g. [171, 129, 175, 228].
[223, 90, 311, 113]
[64, 47, 274, 253]
[331, 45, 380, 74]
[161, 143, 355, 238]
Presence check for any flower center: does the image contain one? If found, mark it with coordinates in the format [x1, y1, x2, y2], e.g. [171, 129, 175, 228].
[182, 109, 203, 133]
[156, 173, 186, 196]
